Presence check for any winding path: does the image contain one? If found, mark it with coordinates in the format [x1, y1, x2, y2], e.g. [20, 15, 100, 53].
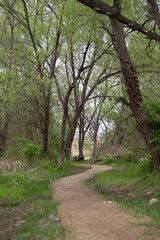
[52, 165, 159, 240]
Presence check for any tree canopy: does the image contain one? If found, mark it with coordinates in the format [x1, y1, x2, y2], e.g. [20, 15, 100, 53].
[0, 0, 160, 171]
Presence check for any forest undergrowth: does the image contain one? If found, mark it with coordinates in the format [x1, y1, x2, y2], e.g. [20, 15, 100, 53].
[0, 158, 88, 240]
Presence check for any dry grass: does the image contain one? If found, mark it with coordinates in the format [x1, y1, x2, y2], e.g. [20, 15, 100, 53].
[0, 159, 27, 174]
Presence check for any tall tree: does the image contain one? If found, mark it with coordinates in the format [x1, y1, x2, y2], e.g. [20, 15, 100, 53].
[77, 0, 160, 171]
[0, 0, 65, 153]
[0, 11, 18, 156]
[54, 22, 120, 165]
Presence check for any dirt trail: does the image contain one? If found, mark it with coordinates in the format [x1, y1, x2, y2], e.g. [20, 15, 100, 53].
[52, 165, 159, 240]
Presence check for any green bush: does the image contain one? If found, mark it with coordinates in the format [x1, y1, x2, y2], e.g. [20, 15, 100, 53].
[118, 152, 135, 163]
[5, 137, 41, 161]
[21, 143, 41, 164]
[137, 155, 153, 173]
[144, 99, 160, 153]
[99, 153, 135, 166]
[103, 157, 115, 165]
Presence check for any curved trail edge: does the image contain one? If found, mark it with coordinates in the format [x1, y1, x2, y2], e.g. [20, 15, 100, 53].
[52, 165, 159, 240]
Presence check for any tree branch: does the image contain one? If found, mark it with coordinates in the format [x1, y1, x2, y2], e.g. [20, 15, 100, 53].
[77, 0, 160, 42]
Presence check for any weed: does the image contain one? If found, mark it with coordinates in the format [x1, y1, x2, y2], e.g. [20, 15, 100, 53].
[13, 200, 65, 240]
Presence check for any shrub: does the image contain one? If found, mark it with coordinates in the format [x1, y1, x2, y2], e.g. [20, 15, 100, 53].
[137, 155, 153, 173]
[5, 137, 38, 161]
[103, 157, 115, 165]
[118, 153, 135, 163]
[21, 143, 41, 165]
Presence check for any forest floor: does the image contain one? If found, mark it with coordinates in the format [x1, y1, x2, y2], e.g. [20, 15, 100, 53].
[52, 165, 160, 240]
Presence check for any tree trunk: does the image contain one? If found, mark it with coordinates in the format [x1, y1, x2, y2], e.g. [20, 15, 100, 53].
[78, 134, 85, 160]
[42, 96, 50, 153]
[78, 115, 85, 160]
[65, 114, 79, 161]
[92, 118, 99, 162]
[0, 131, 7, 157]
[0, 110, 10, 157]
[111, 17, 160, 171]
[65, 125, 77, 161]
[58, 114, 67, 167]
[42, 126, 48, 153]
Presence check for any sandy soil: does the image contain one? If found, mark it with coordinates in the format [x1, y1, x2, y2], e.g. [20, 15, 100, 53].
[52, 165, 160, 240]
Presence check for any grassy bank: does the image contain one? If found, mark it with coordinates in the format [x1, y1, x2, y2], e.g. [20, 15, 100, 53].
[0, 160, 87, 240]
[86, 160, 160, 230]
